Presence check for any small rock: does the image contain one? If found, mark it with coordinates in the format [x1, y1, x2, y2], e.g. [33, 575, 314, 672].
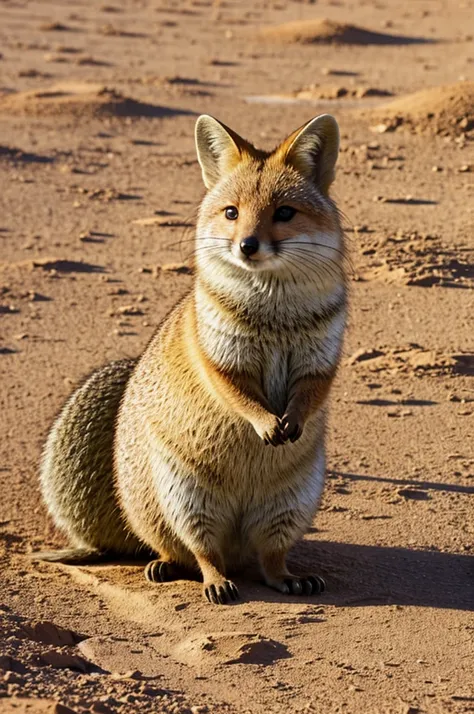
[90, 703, 113, 714]
[40, 22, 70, 31]
[110, 669, 144, 680]
[21, 621, 83, 646]
[0, 656, 26, 674]
[3, 671, 24, 685]
[0, 304, 19, 314]
[44, 52, 69, 63]
[159, 263, 193, 275]
[370, 123, 390, 134]
[116, 305, 144, 316]
[132, 217, 189, 228]
[347, 348, 385, 365]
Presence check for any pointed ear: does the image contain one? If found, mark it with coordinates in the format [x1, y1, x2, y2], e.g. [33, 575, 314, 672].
[279, 114, 340, 195]
[195, 115, 253, 189]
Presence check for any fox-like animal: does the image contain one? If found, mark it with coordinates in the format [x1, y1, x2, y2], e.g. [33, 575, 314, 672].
[37, 113, 347, 604]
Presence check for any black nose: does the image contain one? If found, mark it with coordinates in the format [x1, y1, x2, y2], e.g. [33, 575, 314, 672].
[240, 236, 259, 257]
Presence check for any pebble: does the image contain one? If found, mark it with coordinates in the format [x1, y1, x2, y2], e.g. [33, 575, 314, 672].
[116, 305, 144, 316]
[91, 704, 113, 714]
[347, 348, 385, 365]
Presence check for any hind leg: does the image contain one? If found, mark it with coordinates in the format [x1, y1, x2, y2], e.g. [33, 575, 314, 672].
[144, 551, 237, 603]
[193, 551, 239, 604]
[247, 449, 327, 596]
[145, 544, 239, 603]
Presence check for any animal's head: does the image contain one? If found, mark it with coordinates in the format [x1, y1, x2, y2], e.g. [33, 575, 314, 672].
[194, 114, 344, 289]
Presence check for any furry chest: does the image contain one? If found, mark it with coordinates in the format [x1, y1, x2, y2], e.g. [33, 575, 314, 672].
[262, 345, 290, 416]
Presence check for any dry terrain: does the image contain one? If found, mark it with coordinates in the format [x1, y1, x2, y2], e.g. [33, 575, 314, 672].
[0, 1, 473, 713]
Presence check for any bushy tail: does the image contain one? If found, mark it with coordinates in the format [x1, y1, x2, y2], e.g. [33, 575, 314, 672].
[29, 547, 111, 564]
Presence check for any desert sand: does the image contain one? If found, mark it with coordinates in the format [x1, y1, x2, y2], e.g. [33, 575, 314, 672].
[0, 0, 473, 713]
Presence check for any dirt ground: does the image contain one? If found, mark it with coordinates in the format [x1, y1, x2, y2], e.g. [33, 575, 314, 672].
[1, 0, 473, 713]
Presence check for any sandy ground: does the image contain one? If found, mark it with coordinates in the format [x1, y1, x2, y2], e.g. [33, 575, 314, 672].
[1, 0, 473, 712]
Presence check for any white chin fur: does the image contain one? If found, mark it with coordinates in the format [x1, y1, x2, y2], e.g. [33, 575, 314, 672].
[226, 251, 278, 272]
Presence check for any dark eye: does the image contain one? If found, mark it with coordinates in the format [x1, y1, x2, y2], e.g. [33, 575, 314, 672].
[273, 205, 296, 222]
[225, 206, 239, 220]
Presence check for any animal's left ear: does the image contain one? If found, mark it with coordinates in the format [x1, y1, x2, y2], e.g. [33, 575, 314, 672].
[279, 114, 340, 195]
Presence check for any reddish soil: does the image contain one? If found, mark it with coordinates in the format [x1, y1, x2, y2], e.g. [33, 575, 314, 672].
[0, 1, 473, 713]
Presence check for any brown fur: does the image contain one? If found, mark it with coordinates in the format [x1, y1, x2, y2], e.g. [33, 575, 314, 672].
[38, 114, 347, 604]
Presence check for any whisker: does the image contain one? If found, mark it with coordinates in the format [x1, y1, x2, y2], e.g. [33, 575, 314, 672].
[181, 245, 228, 264]
[164, 236, 230, 250]
[288, 245, 354, 278]
[278, 249, 341, 285]
[285, 247, 345, 276]
[286, 241, 346, 258]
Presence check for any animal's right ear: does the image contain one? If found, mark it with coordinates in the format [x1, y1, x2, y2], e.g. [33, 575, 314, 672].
[195, 115, 251, 189]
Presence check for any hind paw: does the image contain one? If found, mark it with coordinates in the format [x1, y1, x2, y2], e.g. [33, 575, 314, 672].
[266, 573, 326, 596]
[144, 559, 186, 583]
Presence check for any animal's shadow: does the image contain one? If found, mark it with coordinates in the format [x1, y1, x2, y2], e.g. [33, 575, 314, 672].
[279, 539, 474, 612]
[238, 467, 473, 610]
[55, 468, 473, 612]
[273, 469, 473, 612]
[248, 470, 472, 610]
[74, 539, 473, 613]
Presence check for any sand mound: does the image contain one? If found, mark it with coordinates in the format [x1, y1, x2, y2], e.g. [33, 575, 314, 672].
[0, 82, 188, 120]
[290, 84, 393, 100]
[174, 632, 290, 669]
[20, 621, 84, 647]
[258, 18, 428, 45]
[365, 82, 474, 136]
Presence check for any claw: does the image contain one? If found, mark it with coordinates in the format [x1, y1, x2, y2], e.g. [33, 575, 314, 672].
[204, 580, 240, 605]
[280, 415, 302, 443]
[225, 580, 238, 601]
[205, 584, 219, 604]
[268, 574, 326, 597]
[286, 578, 303, 595]
[145, 560, 171, 583]
[289, 425, 302, 442]
[308, 575, 326, 594]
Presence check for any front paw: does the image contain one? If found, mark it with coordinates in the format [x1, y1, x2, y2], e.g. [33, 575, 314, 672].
[254, 415, 286, 447]
[280, 412, 303, 443]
